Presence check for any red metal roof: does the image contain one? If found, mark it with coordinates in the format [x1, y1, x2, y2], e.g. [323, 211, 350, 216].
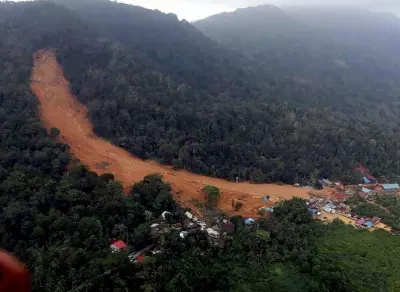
[111, 240, 127, 249]
[136, 255, 145, 263]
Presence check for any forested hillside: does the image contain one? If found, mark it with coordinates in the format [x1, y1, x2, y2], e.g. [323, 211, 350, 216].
[3, 0, 400, 186]
[3, 1, 400, 291]
[19, 0, 400, 184]
[195, 6, 400, 121]
[1, 0, 398, 184]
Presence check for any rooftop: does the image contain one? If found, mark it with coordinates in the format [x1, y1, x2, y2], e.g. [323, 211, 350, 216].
[110, 240, 127, 250]
[382, 183, 400, 190]
[361, 187, 372, 193]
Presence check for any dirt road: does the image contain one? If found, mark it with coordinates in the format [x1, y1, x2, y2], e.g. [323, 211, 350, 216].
[30, 50, 321, 217]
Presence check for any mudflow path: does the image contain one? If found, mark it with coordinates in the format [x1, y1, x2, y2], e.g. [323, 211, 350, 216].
[30, 50, 320, 217]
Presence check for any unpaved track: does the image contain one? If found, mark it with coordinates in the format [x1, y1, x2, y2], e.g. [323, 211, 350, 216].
[30, 50, 319, 217]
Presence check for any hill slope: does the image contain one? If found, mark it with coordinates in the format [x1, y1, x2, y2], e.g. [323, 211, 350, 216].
[195, 6, 400, 121]
[31, 49, 321, 217]
[3, 2, 400, 292]
[2, 0, 400, 184]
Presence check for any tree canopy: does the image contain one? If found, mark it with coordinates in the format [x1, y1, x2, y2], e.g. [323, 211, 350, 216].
[0, 0, 398, 185]
[1, 1, 400, 290]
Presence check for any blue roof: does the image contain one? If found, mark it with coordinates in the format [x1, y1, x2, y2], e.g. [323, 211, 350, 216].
[361, 187, 372, 193]
[363, 177, 371, 183]
[365, 221, 373, 228]
[382, 183, 400, 190]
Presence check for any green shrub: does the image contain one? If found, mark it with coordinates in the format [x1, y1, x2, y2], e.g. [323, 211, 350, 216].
[203, 185, 221, 207]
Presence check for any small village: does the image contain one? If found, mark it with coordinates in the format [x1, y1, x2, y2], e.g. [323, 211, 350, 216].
[108, 165, 400, 263]
[110, 175, 400, 262]
[306, 176, 398, 232]
[108, 207, 238, 263]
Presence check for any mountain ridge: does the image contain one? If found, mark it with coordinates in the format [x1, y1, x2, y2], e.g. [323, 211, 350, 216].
[195, 5, 400, 123]
[2, 0, 400, 185]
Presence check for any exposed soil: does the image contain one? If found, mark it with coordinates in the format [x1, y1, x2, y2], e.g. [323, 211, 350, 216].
[320, 212, 357, 226]
[320, 212, 392, 232]
[30, 50, 323, 217]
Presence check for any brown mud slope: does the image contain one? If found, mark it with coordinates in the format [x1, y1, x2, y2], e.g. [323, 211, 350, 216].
[30, 50, 322, 217]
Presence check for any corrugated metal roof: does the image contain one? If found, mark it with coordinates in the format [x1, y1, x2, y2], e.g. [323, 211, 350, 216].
[245, 218, 255, 224]
[361, 187, 372, 193]
[364, 221, 373, 228]
[111, 240, 127, 249]
[382, 183, 400, 190]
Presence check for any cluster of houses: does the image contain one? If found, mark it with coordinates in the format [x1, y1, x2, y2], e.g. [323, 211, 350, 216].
[359, 183, 400, 196]
[109, 208, 238, 262]
[109, 240, 150, 263]
[353, 215, 381, 229]
[319, 175, 400, 195]
[108, 176, 400, 260]
[306, 196, 384, 230]
[307, 196, 350, 216]
[176, 211, 235, 245]
[317, 176, 400, 206]
[308, 177, 400, 231]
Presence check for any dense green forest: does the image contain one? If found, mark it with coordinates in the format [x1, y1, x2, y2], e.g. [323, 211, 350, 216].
[2, 2, 400, 289]
[195, 5, 400, 121]
[1, 0, 399, 184]
[57, 1, 400, 184]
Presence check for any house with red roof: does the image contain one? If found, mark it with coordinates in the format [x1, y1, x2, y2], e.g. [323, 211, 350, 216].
[110, 240, 128, 252]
